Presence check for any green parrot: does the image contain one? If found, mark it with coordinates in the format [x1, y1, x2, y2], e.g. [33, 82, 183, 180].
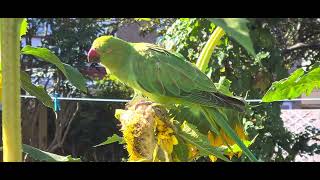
[87, 36, 258, 161]
[87, 36, 245, 113]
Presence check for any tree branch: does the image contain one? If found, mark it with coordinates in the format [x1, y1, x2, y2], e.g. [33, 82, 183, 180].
[283, 42, 320, 54]
[61, 102, 79, 147]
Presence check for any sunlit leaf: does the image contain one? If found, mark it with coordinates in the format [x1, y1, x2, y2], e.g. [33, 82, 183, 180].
[93, 134, 124, 147]
[225, 134, 258, 154]
[21, 46, 87, 93]
[20, 18, 28, 39]
[20, 71, 53, 109]
[263, 66, 320, 102]
[208, 18, 256, 56]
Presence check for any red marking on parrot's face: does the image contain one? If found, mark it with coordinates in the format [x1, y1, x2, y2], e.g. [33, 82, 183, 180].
[87, 48, 100, 63]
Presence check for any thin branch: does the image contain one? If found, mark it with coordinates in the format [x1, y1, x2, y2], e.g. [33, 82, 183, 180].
[61, 102, 79, 146]
[283, 42, 320, 54]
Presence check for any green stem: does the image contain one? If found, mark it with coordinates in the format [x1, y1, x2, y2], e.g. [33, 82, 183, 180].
[196, 26, 225, 73]
[1, 18, 23, 162]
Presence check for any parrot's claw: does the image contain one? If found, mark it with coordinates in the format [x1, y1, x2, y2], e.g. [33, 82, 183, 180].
[134, 100, 153, 110]
[133, 101, 164, 110]
[150, 103, 163, 108]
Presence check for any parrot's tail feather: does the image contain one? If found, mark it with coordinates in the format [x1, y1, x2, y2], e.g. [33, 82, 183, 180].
[183, 90, 246, 112]
[211, 92, 245, 112]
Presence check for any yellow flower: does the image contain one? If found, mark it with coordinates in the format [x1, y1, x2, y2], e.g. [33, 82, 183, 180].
[155, 117, 178, 155]
[117, 108, 157, 162]
[116, 100, 179, 162]
[208, 123, 249, 162]
[187, 143, 199, 160]
[209, 155, 217, 162]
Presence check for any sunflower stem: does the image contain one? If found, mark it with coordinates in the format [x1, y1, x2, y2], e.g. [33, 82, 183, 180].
[0, 18, 23, 162]
[196, 26, 225, 73]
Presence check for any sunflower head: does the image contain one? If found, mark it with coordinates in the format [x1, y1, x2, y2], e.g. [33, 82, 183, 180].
[116, 99, 179, 162]
[208, 123, 249, 161]
[116, 100, 157, 161]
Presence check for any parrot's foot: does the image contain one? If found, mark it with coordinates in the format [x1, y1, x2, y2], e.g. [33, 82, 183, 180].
[134, 100, 153, 110]
[150, 103, 164, 108]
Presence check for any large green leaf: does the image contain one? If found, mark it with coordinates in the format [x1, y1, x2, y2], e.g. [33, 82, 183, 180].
[207, 108, 258, 162]
[93, 134, 124, 147]
[21, 46, 87, 93]
[22, 144, 81, 162]
[262, 67, 320, 102]
[208, 18, 256, 56]
[63, 63, 88, 92]
[0, 144, 80, 162]
[178, 121, 230, 162]
[20, 71, 53, 109]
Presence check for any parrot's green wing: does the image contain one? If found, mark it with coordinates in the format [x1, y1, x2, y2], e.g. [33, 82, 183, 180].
[130, 43, 245, 111]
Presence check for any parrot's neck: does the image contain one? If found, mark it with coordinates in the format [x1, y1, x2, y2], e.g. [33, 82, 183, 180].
[101, 45, 133, 83]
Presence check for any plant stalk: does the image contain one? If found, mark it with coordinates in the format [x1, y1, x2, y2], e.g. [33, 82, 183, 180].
[1, 18, 23, 162]
[196, 26, 225, 73]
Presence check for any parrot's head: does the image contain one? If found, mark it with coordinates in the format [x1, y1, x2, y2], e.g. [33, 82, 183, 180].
[87, 35, 129, 64]
[87, 35, 131, 78]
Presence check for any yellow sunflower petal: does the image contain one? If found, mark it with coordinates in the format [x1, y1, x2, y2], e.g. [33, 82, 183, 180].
[228, 153, 234, 160]
[237, 151, 243, 158]
[209, 155, 218, 162]
[171, 135, 178, 145]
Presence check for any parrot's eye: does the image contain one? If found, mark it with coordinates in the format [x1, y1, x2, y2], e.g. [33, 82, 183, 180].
[90, 63, 99, 68]
[106, 49, 112, 54]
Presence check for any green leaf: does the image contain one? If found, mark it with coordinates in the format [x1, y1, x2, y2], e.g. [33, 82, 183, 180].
[115, 109, 126, 120]
[208, 18, 256, 56]
[0, 144, 80, 162]
[22, 144, 81, 162]
[21, 46, 87, 93]
[254, 51, 270, 65]
[20, 18, 28, 39]
[208, 109, 258, 162]
[63, 63, 88, 93]
[214, 76, 233, 96]
[225, 134, 258, 154]
[262, 67, 320, 102]
[93, 134, 124, 147]
[178, 121, 231, 162]
[172, 137, 189, 161]
[20, 71, 54, 109]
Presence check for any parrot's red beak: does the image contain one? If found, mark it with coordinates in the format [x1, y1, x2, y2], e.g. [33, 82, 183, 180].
[87, 48, 100, 63]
